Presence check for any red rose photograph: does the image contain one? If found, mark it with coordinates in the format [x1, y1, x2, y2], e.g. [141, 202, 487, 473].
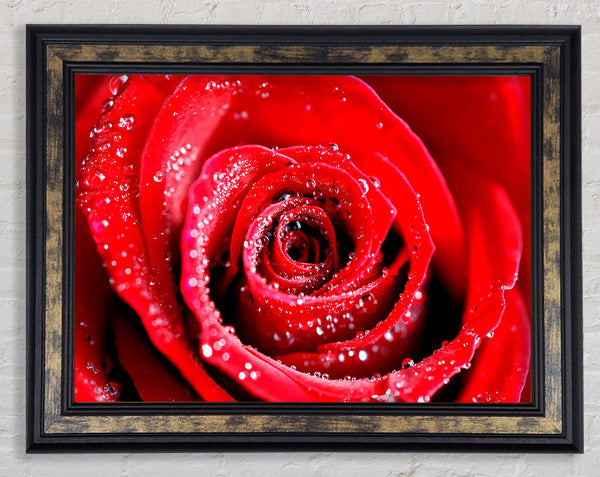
[74, 74, 531, 404]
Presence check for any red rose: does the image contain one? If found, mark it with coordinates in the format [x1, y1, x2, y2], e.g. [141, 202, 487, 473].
[75, 74, 530, 403]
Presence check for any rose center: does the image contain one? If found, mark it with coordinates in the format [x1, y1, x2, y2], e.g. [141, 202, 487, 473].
[284, 230, 310, 262]
[282, 221, 329, 266]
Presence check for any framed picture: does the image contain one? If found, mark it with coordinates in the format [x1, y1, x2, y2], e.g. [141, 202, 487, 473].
[26, 25, 582, 452]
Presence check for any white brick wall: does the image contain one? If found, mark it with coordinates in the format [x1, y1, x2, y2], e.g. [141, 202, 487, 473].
[3, 1, 597, 475]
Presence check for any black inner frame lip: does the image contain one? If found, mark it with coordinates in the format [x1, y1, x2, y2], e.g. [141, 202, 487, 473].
[63, 63, 543, 416]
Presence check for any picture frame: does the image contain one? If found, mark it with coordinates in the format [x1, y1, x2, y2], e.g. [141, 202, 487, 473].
[26, 25, 582, 452]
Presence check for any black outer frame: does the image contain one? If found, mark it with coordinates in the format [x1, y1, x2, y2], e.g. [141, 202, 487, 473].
[25, 25, 582, 453]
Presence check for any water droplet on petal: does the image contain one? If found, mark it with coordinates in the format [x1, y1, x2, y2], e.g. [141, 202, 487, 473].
[153, 171, 164, 183]
[201, 344, 213, 358]
[91, 216, 109, 234]
[109, 74, 129, 95]
[312, 188, 324, 201]
[358, 293, 376, 309]
[101, 98, 114, 113]
[273, 189, 298, 202]
[82, 170, 106, 190]
[358, 178, 369, 195]
[92, 121, 113, 137]
[325, 196, 341, 213]
[402, 358, 415, 369]
[117, 114, 135, 130]
[368, 176, 381, 188]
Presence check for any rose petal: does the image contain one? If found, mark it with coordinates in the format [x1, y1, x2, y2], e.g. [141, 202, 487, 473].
[182, 140, 433, 361]
[76, 75, 233, 401]
[141, 76, 465, 297]
[182, 145, 521, 401]
[74, 75, 119, 402]
[74, 209, 119, 402]
[113, 313, 200, 402]
[77, 74, 528, 403]
[364, 75, 530, 306]
[456, 287, 531, 403]
[273, 287, 425, 379]
[442, 162, 522, 314]
[182, 153, 440, 401]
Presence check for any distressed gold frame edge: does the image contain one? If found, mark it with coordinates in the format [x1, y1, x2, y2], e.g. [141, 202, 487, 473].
[26, 25, 582, 452]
